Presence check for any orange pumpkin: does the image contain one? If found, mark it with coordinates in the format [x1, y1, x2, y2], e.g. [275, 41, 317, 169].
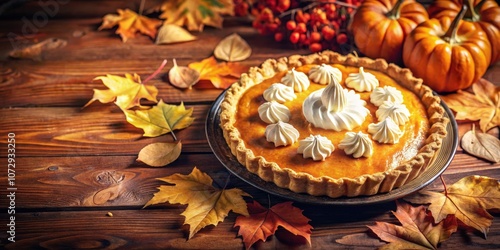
[403, 2, 491, 93]
[428, 0, 500, 65]
[350, 0, 428, 65]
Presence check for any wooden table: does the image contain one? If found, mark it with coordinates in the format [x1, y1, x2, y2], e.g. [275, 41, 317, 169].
[1, 2, 499, 249]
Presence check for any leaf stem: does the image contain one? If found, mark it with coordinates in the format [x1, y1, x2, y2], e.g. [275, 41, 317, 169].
[440, 175, 448, 196]
[143, 59, 168, 84]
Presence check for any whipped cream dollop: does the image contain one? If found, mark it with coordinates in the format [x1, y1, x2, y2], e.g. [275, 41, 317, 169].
[258, 101, 291, 124]
[263, 83, 297, 103]
[302, 77, 370, 131]
[338, 131, 373, 158]
[376, 101, 410, 126]
[370, 86, 404, 106]
[368, 117, 403, 144]
[265, 121, 300, 147]
[308, 64, 342, 85]
[281, 68, 310, 92]
[297, 134, 334, 161]
[345, 67, 379, 92]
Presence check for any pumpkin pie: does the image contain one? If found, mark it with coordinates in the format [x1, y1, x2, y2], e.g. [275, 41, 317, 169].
[220, 51, 448, 198]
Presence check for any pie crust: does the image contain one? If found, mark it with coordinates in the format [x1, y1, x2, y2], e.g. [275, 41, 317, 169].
[220, 51, 449, 198]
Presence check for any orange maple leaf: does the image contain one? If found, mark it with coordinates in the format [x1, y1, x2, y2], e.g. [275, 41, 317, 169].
[368, 201, 458, 250]
[441, 79, 500, 132]
[234, 200, 313, 250]
[188, 56, 249, 89]
[99, 9, 162, 42]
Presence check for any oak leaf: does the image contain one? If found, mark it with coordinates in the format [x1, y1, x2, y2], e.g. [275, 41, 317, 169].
[124, 100, 194, 137]
[137, 141, 182, 167]
[214, 33, 252, 62]
[368, 201, 457, 250]
[188, 56, 249, 89]
[98, 9, 162, 42]
[144, 167, 250, 239]
[234, 200, 313, 250]
[441, 79, 500, 132]
[404, 175, 500, 237]
[156, 0, 234, 31]
[84, 73, 158, 110]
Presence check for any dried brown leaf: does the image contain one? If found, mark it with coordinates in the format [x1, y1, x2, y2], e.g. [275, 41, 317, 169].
[214, 33, 251, 62]
[156, 24, 196, 44]
[137, 141, 182, 167]
[462, 125, 500, 163]
[168, 59, 200, 89]
[9, 38, 67, 60]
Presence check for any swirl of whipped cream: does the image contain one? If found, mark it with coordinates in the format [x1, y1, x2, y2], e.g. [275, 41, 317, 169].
[370, 86, 404, 106]
[297, 134, 334, 161]
[258, 101, 291, 124]
[263, 83, 297, 103]
[345, 67, 379, 92]
[303, 81, 370, 131]
[265, 121, 299, 147]
[281, 68, 310, 92]
[376, 101, 410, 126]
[338, 131, 373, 158]
[308, 64, 342, 85]
[368, 117, 403, 144]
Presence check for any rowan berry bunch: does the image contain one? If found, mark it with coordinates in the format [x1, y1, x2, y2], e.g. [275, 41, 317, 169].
[234, 0, 363, 53]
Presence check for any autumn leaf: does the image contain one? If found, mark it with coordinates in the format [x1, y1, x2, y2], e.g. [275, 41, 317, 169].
[368, 201, 458, 250]
[461, 125, 500, 163]
[404, 175, 500, 237]
[156, 24, 196, 44]
[214, 33, 252, 62]
[84, 73, 158, 110]
[124, 100, 194, 138]
[441, 79, 500, 132]
[156, 0, 234, 31]
[234, 200, 313, 250]
[144, 167, 251, 239]
[137, 141, 182, 167]
[98, 9, 162, 42]
[188, 56, 249, 89]
[169, 59, 200, 89]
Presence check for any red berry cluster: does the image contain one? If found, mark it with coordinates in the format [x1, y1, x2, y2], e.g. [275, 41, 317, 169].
[234, 0, 363, 53]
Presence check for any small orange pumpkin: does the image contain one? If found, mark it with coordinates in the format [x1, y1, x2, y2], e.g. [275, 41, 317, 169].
[428, 0, 500, 65]
[350, 0, 428, 65]
[402, 0, 491, 93]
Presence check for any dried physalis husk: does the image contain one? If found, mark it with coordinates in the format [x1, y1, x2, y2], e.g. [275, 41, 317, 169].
[214, 33, 251, 62]
[137, 141, 182, 167]
[156, 24, 196, 44]
[461, 124, 500, 163]
[168, 59, 200, 89]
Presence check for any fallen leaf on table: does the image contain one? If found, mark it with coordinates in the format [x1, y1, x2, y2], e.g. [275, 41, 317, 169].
[368, 201, 457, 250]
[441, 79, 500, 133]
[335, 233, 385, 248]
[404, 175, 500, 237]
[188, 56, 249, 89]
[144, 167, 250, 239]
[124, 100, 194, 138]
[234, 200, 312, 250]
[137, 141, 182, 167]
[9, 38, 67, 61]
[169, 59, 200, 89]
[98, 9, 162, 42]
[84, 73, 158, 110]
[156, 24, 196, 44]
[461, 125, 500, 163]
[214, 33, 252, 62]
[155, 0, 234, 31]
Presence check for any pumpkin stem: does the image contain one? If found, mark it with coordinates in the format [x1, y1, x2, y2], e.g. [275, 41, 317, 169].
[443, 0, 468, 45]
[386, 0, 405, 19]
[464, 0, 483, 22]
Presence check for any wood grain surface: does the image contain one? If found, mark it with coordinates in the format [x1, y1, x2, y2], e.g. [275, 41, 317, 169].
[0, 3, 499, 249]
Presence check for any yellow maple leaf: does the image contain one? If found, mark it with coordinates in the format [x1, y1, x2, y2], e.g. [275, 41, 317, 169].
[99, 9, 162, 42]
[124, 100, 194, 138]
[157, 0, 234, 31]
[84, 73, 158, 110]
[441, 79, 500, 132]
[188, 56, 249, 89]
[144, 167, 251, 239]
[404, 175, 500, 237]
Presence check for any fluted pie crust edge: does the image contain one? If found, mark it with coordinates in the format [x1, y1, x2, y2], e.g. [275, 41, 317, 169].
[219, 51, 449, 198]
